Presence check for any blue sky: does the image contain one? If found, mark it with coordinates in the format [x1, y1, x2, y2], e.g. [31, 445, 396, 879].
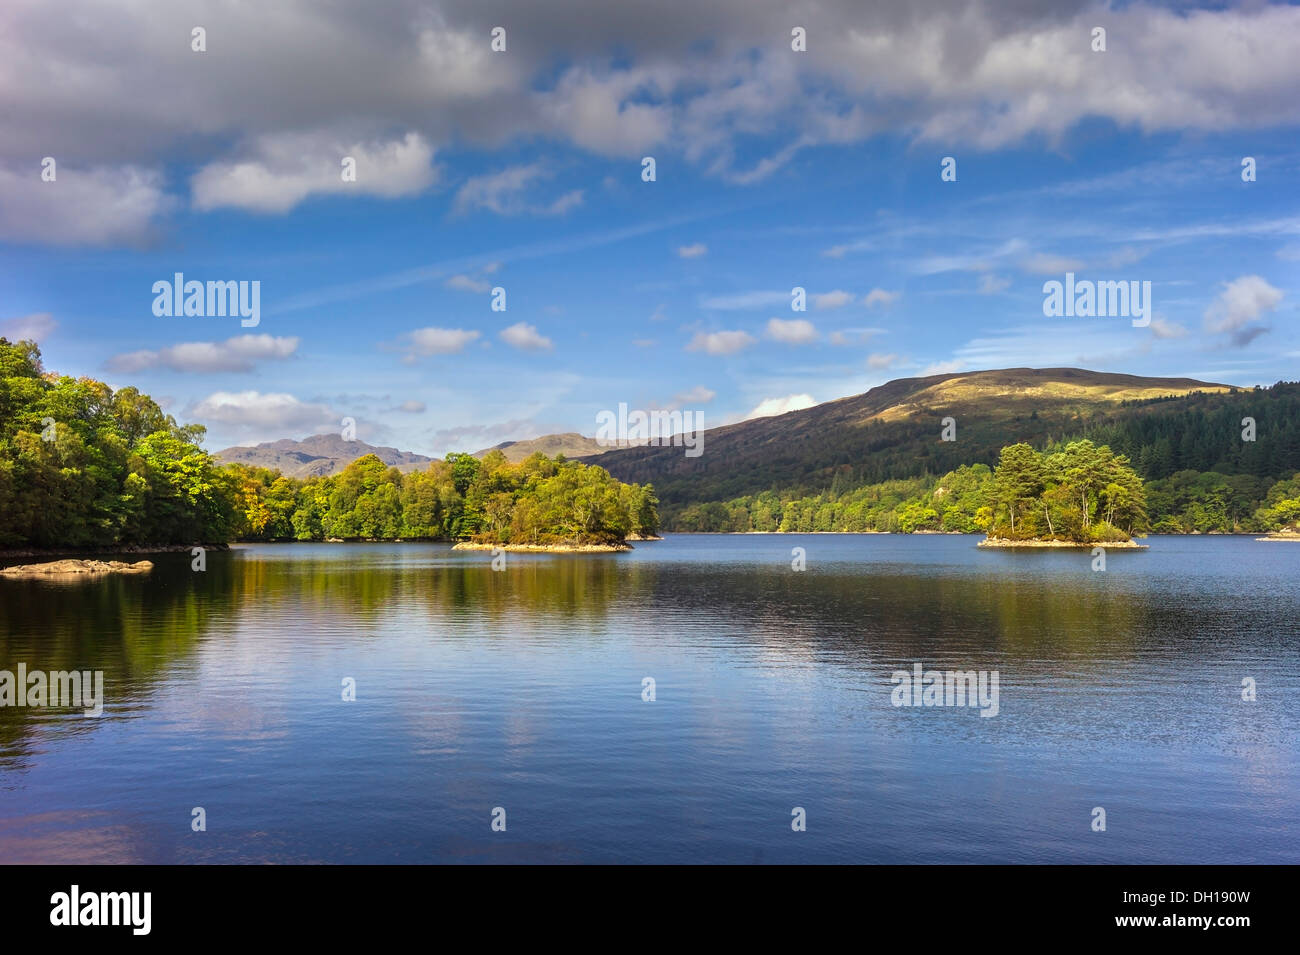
[1, 0, 1297, 454]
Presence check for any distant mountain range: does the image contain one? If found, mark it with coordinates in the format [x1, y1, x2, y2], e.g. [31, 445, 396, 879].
[214, 369, 1300, 507]
[215, 433, 432, 477]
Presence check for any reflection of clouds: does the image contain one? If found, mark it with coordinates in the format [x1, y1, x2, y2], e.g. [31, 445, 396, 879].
[0, 810, 146, 864]
[403, 702, 466, 756]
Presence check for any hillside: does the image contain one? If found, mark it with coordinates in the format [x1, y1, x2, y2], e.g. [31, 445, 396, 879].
[580, 367, 1276, 521]
[216, 433, 432, 477]
[473, 432, 619, 462]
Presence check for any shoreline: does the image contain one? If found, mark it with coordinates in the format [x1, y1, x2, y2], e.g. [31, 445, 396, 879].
[452, 541, 633, 553]
[0, 542, 228, 560]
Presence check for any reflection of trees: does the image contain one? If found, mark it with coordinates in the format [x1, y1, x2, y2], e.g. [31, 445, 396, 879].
[621, 563, 1146, 670]
[222, 547, 626, 633]
[0, 551, 233, 765]
[0, 542, 1156, 771]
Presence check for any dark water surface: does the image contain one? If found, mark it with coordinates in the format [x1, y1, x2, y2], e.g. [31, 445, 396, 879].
[1, 534, 1296, 863]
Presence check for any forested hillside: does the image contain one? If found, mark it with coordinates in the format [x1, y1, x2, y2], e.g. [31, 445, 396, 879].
[588, 368, 1300, 533]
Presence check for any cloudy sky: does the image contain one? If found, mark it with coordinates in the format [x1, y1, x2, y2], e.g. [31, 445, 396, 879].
[2, 0, 1297, 453]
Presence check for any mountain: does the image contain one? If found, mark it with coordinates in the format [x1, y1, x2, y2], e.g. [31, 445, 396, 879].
[216, 433, 432, 477]
[472, 432, 615, 462]
[580, 367, 1264, 520]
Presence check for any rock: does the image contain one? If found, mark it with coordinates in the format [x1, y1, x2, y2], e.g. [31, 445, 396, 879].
[0, 559, 154, 578]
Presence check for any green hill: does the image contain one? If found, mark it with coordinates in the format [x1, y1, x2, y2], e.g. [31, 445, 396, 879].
[582, 367, 1300, 529]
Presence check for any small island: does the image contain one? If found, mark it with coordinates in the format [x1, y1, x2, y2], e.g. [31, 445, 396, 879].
[1254, 499, 1300, 540]
[453, 541, 632, 553]
[0, 558, 154, 578]
[975, 441, 1149, 548]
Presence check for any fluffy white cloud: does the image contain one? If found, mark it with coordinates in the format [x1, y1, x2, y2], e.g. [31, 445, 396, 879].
[499, 322, 554, 351]
[745, 393, 816, 420]
[188, 390, 338, 440]
[1203, 275, 1283, 346]
[192, 132, 437, 214]
[862, 288, 900, 308]
[106, 334, 299, 373]
[686, 330, 756, 355]
[677, 243, 708, 258]
[4, 0, 1299, 239]
[0, 163, 173, 246]
[403, 327, 481, 358]
[0, 312, 56, 341]
[867, 352, 900, 369]
[765, 318, 817, 344]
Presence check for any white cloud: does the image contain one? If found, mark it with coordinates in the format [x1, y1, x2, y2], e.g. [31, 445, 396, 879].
[6, 0, 1300, 225]
[188, 390, 337, 441]
[1149, 317, 1188, 340]
[867, 352, 900, 370]
[499, 322, 554, 351]
[453, 163, 582, 217]
[863, 288, 900, 308]
[745, 393, 816, 420]
[0, 163, 173, 246]
[397, 400, 426, 413]
[765, 317, 817, 344]
[0, 312, 57, 341]
[445, 274, 490, 293]
[672, 385, 716, 406]
[921, 360, 965, 376]
[677, 243, 708, 258]
[192, 132, 437, 214]
[106, 334, 299, 373]
[403, 327, 481, 358]
[813, 290, 853, 309]
[1203, 276, 1283, 346]
[686, 330, 756, 355]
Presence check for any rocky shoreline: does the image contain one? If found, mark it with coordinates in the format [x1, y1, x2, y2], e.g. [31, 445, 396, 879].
[452, 541, 633, 553]
[977, 537, 1147, 549]
[0, 558, 155, 578]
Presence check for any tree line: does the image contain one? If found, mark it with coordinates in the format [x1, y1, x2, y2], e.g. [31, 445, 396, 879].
[0, 339, 657, 549]
[675, 438, 1300, 539]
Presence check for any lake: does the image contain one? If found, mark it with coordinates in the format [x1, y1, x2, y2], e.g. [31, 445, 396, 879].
[1, 534, 1296, 863]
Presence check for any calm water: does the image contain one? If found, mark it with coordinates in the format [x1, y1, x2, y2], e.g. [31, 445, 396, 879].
[1, 535, 1296, 864]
